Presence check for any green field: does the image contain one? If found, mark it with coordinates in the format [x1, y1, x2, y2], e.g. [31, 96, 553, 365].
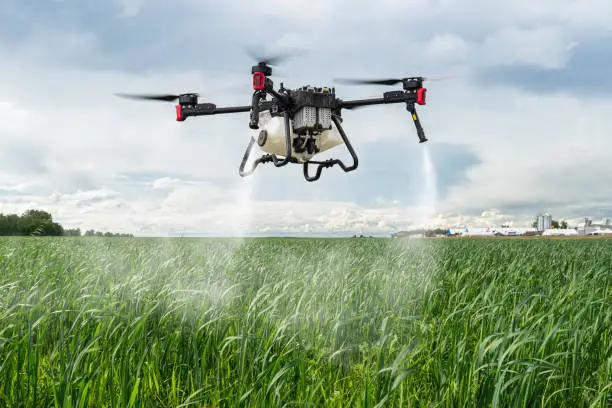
[0, 237, 610, 407]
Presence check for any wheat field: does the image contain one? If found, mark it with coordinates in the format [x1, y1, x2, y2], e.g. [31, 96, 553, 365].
[0, 237, 610, 407]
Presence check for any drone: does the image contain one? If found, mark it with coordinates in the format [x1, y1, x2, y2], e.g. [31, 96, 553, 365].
[117, 55, 433, 182]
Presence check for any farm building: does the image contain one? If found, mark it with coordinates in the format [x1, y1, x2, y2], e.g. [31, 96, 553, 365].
[541, 228, 578, 236]
[536, 213, 552, 231]
[574, 218, 612, 235]
[446, 227, 538, 237]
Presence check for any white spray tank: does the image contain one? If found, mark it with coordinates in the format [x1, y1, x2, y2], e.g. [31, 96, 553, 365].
[253, 110, 344, 162]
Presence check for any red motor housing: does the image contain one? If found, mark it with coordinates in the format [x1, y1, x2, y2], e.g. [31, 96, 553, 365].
[252, 72, 265, 90]
[416, 88, 427, 105]
[175, 105, 184, 121]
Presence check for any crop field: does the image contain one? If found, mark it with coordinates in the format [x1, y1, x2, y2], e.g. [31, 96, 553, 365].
[0, 237, 610, 407]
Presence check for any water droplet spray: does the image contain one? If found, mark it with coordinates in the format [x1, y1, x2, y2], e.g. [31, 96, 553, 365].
[419, 144, 437, 230]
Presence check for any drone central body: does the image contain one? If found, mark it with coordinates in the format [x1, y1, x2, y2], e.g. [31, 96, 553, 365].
[253, 86, 339, 163]
[118, 59, 431, 182]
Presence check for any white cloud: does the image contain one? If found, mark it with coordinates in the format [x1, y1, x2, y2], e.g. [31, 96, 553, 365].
[422, 34, 470, 63]
[0, 100, 30, 133]
[160, 182, 228, 213]
[419, 25, 577, 70]
[479, 26, 574, 69]
[151, 177, 183, 190]
[0, 182, 32, 193]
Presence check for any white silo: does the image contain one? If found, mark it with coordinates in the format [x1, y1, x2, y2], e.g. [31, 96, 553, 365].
[537, 213, 552, 231]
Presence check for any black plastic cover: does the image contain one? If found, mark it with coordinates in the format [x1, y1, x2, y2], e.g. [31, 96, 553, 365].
[290, 89, 336, 109]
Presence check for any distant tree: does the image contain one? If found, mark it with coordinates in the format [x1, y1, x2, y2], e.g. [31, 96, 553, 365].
[83, 229, 133, 237]
[0, 214, 20, 235]
[391, 228, 448, 238]
[0, 209, 133, 237]
[15, 209, 63, 236]
[63, 228, 81, 236]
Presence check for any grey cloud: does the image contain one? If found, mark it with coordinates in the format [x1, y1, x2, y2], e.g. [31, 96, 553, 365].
[0, 185, 31, 196]
[0, 1, 309, 73]
[0, 143, 49, 174]
[473, 35, 612, 94]
[114, 171, 230, 185]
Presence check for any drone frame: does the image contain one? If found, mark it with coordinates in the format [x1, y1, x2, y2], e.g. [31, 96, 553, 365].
[172, 62, 428, 182]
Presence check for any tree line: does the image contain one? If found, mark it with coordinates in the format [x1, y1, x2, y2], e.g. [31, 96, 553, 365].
[391, 228, 448, 238]
[0, 209, 133, 237]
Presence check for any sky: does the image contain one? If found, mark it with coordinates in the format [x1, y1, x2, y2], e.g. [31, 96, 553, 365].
[1, 0, 611, 236]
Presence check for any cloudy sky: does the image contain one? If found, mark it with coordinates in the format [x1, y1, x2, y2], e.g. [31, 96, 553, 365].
[0, 0, 611, 236]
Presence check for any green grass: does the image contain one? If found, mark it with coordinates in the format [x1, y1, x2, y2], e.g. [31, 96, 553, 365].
[0, 237, 610, 407]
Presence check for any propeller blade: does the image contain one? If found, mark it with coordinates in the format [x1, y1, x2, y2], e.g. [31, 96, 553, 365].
[334, 78, 404, 86]
[334, 75, 451, 86]
[115, 93, 191, 102]
[244, 45, 310, 66]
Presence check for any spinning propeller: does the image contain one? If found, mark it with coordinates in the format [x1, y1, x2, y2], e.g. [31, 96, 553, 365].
[333, 75, 451, 86]
[114, 93, 199, 102]
[114, 46, 310, 102]
[244, 45, 310, 67]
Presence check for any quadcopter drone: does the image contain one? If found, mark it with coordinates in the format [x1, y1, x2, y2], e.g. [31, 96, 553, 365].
[117, 57, 432, 182]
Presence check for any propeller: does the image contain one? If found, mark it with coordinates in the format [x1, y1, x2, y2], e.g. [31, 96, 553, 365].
[244, 45, 310, 67]
[114, 93, 199, 102]
[333, 75, 451, 86]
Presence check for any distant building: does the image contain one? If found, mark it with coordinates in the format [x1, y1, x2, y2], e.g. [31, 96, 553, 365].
[537, 213, 552, 231]
[446, 226, 537, 237]
[575, 217, 612, 235]
[541, 228, 578, 236]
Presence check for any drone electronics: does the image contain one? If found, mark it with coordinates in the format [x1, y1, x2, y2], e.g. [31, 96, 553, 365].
[116, 54, 435, 182]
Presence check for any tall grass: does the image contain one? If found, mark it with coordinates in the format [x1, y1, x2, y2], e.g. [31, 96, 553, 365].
[0, 237, 609, 407]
